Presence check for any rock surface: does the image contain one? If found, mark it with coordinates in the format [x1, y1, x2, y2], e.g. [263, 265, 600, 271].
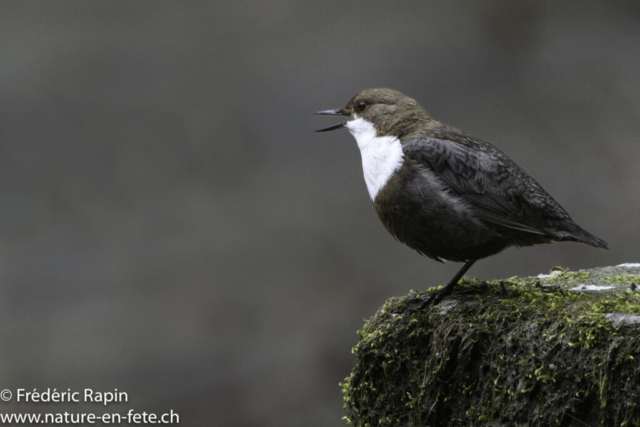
[341, 264, 640, 427]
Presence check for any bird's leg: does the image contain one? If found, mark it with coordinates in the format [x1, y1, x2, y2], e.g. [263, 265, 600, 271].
[417, 260, 476, 309]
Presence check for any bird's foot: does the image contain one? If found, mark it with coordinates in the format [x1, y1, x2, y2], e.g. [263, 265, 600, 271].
[406, 260, 476, 311]
[414, 285, 454, 309]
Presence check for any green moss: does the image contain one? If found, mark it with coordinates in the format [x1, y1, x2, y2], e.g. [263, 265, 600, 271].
[537, 270, 591, 284]
[603, 275, 640, 284]
[341, 271, 640, 427]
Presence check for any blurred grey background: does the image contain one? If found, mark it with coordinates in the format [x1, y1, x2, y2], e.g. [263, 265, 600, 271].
[0, 1, 638, 426]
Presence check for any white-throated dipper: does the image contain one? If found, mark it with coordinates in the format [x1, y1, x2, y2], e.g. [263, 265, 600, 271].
[315, 88, 608, 307]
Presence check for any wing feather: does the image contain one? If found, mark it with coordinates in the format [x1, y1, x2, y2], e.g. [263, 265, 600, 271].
[402, 135, 570, 236]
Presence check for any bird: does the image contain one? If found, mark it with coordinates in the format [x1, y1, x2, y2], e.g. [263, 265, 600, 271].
[314, 88, 608, 307]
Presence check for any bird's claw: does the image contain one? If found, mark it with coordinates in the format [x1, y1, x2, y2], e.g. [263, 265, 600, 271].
[411, 286, 453, 310]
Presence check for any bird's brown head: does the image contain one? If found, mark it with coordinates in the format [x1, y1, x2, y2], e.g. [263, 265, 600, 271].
[315, 88, 431, 138]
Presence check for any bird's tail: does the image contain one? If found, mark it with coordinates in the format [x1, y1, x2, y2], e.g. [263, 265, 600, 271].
[566, 225, 609, 249]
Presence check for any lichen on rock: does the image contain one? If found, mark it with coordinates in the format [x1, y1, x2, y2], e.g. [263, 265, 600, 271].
[341, 264, 640, 427]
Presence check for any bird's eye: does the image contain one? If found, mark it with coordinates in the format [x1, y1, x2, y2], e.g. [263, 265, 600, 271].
[356, 101, 367, 112]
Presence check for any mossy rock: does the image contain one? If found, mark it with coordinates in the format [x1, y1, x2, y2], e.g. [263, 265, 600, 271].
[341, 264, 640, 427]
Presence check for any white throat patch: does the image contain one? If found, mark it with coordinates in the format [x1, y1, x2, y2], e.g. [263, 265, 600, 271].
[346, 117, 404, 201]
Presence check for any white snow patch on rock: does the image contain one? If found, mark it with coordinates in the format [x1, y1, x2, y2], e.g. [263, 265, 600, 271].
[569, 284, 615, 291]
[537, 270, 562, 279]
[605, 313, 640, 326]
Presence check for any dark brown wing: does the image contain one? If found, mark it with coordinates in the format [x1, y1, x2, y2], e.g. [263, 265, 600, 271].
[402, 135, 571, 236]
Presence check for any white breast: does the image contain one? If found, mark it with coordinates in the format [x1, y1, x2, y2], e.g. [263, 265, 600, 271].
[346, 118, 404, 201]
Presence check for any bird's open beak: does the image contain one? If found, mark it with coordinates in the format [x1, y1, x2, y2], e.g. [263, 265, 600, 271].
[314, 109, 346, 132]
